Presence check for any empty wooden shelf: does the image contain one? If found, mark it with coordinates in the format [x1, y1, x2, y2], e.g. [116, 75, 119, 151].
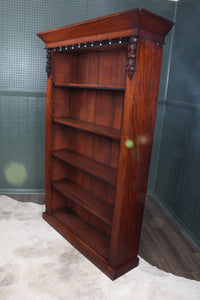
[51, 208, 110, 259]
[53, 117, 121, 139]
[52, 179, 113, 226]
[53, 83, 125, 91]
[37, 8, 173, 280]
[52, 149, 117, 185]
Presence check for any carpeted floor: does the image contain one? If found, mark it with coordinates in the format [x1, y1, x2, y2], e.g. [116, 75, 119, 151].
[0, 195, 200, 300]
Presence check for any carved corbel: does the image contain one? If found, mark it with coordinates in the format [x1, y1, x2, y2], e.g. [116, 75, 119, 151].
[126, 37, 138, 79]
[46, 48, 52, 77]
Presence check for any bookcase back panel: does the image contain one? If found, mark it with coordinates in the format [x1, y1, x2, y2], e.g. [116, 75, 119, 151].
[57, 162, 115, 205]
[97, 50, 126, 86]
[53, 49, 126, 87]
[68, 88, 95, 123]
[70, 52, 99, 84]
[68, 89, 124, 129]
[65, 127, 119, 169]
[53, 53, 71, 85]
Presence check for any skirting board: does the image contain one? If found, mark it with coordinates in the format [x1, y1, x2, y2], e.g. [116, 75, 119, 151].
[0, 189, 45, 194]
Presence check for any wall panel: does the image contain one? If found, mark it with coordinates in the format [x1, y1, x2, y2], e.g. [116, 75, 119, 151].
[0, 94, 46, 192]
[167, 0, 200, 105]
[155, 103, 200, 248]
[154, 0, 200, 251]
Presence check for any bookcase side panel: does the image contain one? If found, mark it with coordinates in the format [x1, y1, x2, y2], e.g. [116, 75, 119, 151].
[52, 87, 70, 118]
[45, 51, 54, 214]
[109, 38, 163, 266]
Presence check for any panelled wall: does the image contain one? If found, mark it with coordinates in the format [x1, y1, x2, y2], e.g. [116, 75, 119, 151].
[0, 92, 45, 191]
[154, 0, 200, 250]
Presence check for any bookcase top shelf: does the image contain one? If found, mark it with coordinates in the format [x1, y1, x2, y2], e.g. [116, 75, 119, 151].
[37, 8, 174, 48]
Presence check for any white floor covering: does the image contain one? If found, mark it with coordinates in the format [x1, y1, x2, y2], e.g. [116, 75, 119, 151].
[0, 195, 200, 300]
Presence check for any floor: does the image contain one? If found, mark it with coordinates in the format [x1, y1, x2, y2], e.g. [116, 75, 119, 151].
[6, 193, 200, 281]
[140, 195, 200, 281]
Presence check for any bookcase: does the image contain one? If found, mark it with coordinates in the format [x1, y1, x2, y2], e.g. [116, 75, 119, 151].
[37, 8, 173, 279]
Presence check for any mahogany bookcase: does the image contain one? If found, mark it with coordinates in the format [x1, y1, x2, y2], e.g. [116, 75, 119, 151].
[37, 8, 173, 280]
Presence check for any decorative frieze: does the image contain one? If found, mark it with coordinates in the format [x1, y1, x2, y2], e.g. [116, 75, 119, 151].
[45, 37, 138, 79]
[53, 37, 129, 52]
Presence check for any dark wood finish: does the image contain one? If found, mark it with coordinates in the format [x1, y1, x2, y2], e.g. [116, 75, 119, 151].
[51, 125, 120, 169]
[109, 38, 164, 267]
[37, 8, 173, 48]
[50, 208, 110, 259]
[52, 50, 126, 87]
[51, 188, 112, 237]
[66, 89, 123, 130]
[52, 149, 117, 185]
[43, 210, 139, 279]
[38, 9, 173, 279]
[51, 158, 116, 205]
[45, 57, 54, 214]
[54, 83, 125, 91]
[52, 37, 129, 53]
[126, 36, 138, 79]
[53, 117, 121, 139]
[52, 179, 113, 226]
[46, 49, 51, 77]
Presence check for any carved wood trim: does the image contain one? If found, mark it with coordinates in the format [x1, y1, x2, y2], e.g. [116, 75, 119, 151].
[126, 37, 138, 79]
[46, 49, 52, 77]
[52, 37, 129, 52]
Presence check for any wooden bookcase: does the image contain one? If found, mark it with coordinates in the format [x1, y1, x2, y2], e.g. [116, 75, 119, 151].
[37, 8, 173, 279]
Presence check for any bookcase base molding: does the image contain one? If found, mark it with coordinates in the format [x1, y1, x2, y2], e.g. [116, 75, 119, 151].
[43, 212, 139, 280]
[37, 8, 173, 280]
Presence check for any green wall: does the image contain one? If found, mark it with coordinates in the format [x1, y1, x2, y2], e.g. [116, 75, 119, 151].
[154, 0, 200, 250]
[2, 0, 199, 250]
